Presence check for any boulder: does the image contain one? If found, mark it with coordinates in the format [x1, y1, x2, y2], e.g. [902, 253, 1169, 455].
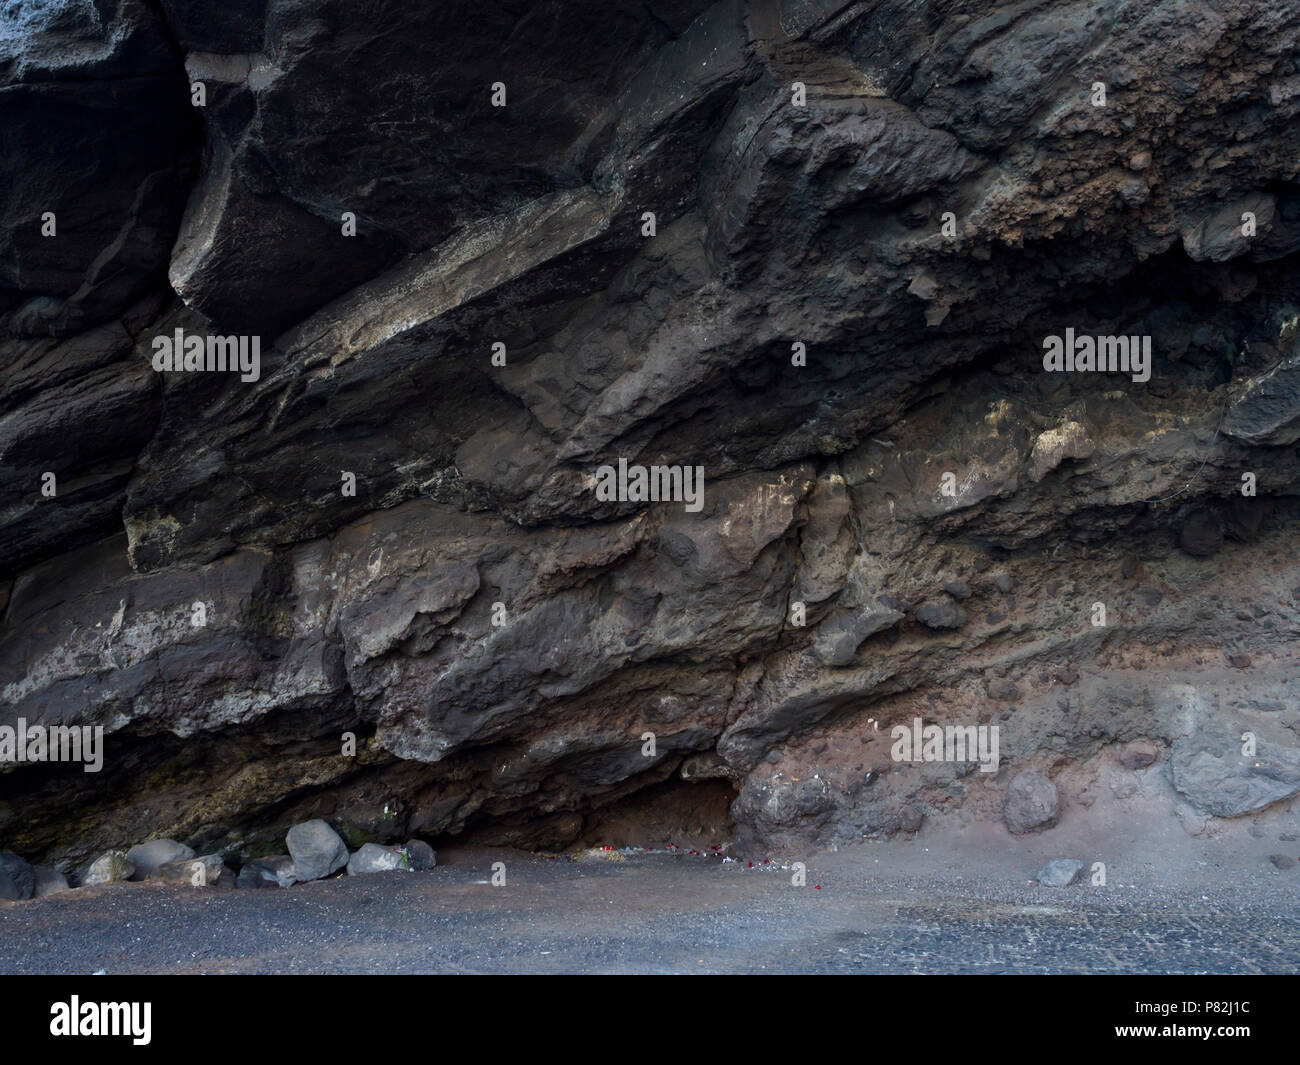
[1223, 348, 1300, 446]
[1002, 771, 1060, 834]
[1170, 732, 1300, 817]
[32, 866, 71, 897]
[347, 843, 408, 875]
[0, 851, 35, 900]
[286, 820, 349, 881]
[126, 838, 195, 879]
[402, 840, 437, 871]
[237, 855, 298, 889]
[83, 851, 135, 886]
[151, 854, 228, 888]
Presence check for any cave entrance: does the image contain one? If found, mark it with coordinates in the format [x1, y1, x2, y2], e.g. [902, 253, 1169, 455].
[441, 777, 739, 853]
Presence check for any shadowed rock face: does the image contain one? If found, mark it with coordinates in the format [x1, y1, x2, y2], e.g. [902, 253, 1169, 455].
[3, 0, 1300, 867]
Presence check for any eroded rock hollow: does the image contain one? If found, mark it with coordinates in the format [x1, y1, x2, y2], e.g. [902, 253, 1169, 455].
[3, 0, 1300, 870]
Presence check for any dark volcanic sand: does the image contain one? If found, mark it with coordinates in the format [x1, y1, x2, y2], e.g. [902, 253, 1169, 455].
[2, 827, 1297, 974]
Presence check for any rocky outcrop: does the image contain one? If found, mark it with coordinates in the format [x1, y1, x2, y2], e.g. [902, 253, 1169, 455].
[3, 0, 1300, 868]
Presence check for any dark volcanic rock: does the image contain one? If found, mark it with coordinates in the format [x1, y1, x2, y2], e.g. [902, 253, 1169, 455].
[4, 0, 1300, 866]
[915, 598, 967, 630]
[0, 851, 35, 900]
[0, 0, 196, 337]
[402, 840, 437, 872]
[238, 855, 298, 889]
[32, 865, 70, 897]
[1003, 771, 1060, 835]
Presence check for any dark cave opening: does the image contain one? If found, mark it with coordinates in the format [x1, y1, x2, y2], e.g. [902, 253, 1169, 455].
[436, 775, 740, 854]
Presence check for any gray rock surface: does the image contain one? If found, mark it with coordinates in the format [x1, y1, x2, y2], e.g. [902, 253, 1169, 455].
[1170, 731, 1300, 818]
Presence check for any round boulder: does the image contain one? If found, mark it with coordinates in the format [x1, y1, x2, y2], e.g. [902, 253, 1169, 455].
[402, 840, 437, 871]
[84, 851, 135, 886]
[347, 843, 407, 876]
[33, 866, 71, 897]
[285, 819, 349, 881]
[126, 838, 195, 880]
[1002, 770, 1060, 834]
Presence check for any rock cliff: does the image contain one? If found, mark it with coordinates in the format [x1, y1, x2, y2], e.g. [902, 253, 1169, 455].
[3, 0, 1300, 867]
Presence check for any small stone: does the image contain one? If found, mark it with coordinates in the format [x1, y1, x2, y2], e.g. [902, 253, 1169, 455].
[32, 866, 70, 898]
[235, 865, 271, 889]
[402, 840, 437, 871]
[942, 579, 971, 600]
[1136, 586, 1163, 607]
[152, 854, 229, 888]
[1119, 741, 1159, 770]
[987, 678, 1019, 701]
[907, 271, 939, 301]
[896, 805, 924, 833]
[0, 851, 35, 901]
[347, 843, 407, 875]
[993, 573, 1013, 594]
[1036, 858, 1085, 886]
[1054, 667, 1079, 686]
[1227, 653, 1252, 669]
[286, 819, 349, 881]
[1003, 770, 1060, 835]
[126, 839, 195, 880]
[239, 855, 298, 889]
[1268, 855, 1296, 871]
[915, 598, 967, 630]
[84, 851, 134, 886]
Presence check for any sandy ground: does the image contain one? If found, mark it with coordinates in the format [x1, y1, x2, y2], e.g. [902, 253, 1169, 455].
[2, 817, 1297, 974]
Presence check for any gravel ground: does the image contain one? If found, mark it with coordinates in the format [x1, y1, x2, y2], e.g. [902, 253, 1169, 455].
[2, 837, 1297, 974]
